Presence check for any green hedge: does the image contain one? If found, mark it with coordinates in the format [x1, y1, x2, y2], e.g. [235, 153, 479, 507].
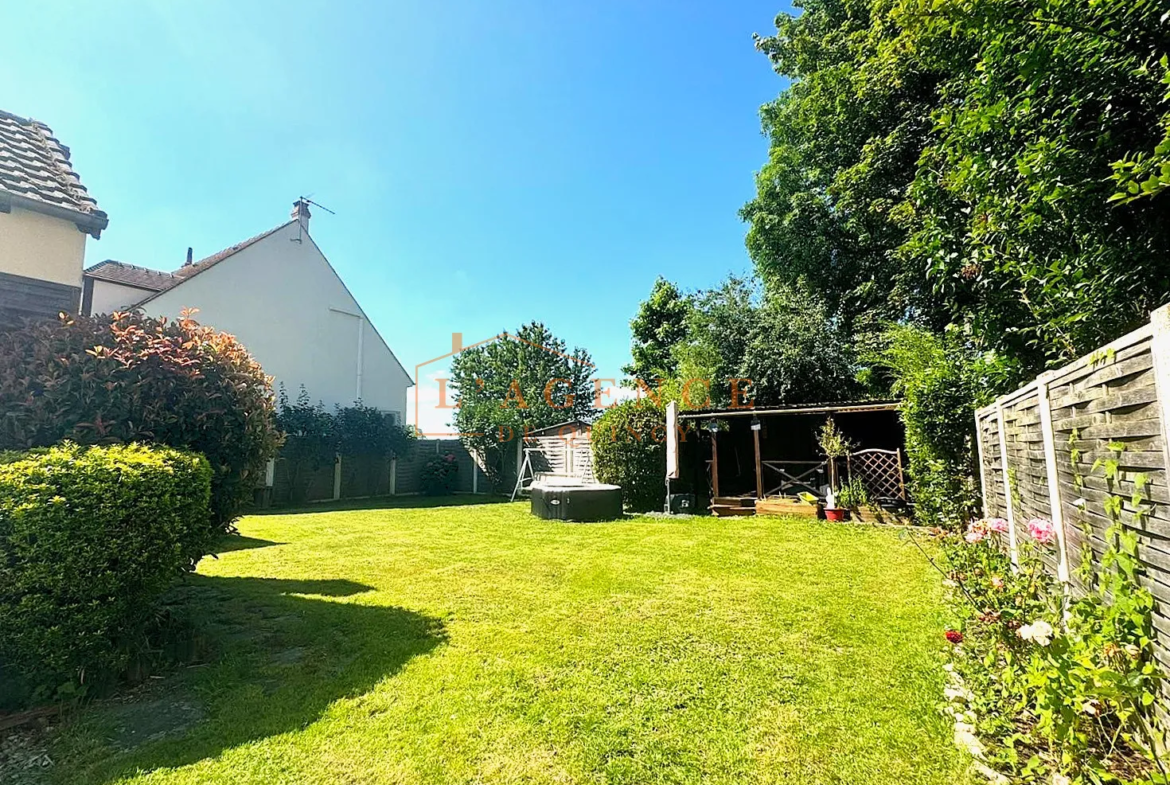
[0, 443, 212, 708]
[592, 401, 668, 512]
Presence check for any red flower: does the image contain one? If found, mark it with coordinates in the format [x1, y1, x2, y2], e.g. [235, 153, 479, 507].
[945, 630, 964, 644]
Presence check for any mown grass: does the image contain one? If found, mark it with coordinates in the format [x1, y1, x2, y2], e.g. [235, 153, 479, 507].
[46, 499, 972, 784]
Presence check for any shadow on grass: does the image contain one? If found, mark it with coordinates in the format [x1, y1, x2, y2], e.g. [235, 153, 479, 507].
[65, 575, 445, 783]
[248, 493, 513, 516]
[211, 534, 284, 554]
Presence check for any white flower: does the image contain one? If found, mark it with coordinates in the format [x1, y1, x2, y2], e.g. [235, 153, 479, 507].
[1082, 701, 1098, 716]
[1072, 498, 1086, 509]
[1052, 774, 1071, 785]
[1017, 620, 1055, 646]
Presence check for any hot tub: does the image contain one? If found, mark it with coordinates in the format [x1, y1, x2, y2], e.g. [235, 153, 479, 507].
[530, 481, 623, 522]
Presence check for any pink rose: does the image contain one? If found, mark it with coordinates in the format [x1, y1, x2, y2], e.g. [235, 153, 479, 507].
[1026, 517, 1056, 545]
[986, 517, 1008, 533]
[964, 520, 988, 544]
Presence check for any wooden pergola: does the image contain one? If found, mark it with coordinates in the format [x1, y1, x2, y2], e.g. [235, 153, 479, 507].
[676, 401, 905, 512]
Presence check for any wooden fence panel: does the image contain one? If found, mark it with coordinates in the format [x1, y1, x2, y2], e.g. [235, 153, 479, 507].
[975, 308, 1170, 709]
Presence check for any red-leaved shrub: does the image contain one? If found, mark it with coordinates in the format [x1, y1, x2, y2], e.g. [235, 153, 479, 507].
[0, 310, 280, 535]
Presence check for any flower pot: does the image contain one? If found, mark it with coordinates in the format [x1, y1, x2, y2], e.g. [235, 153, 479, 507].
[824, 507, 849, 522]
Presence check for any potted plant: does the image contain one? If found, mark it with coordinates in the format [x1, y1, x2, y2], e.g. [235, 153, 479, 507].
[817, 418, 855, 521]
[836, 478, 870, 522]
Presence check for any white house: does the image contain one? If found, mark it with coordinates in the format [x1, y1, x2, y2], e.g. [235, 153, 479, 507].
[0, 109, 107, 326]
[83, 201, 411, 420]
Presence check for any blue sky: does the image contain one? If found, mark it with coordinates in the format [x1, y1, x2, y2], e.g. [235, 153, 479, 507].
[4, 1, 789, 429]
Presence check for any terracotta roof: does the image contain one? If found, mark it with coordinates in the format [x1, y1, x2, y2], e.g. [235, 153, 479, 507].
[0, 109, 107, 235]
[84, 260, 177, 291]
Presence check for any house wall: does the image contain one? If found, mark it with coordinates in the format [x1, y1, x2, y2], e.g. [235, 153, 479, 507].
[0, 205, 86, 287]
[86, 278, 154, 315]
[141, 222, 410, 417]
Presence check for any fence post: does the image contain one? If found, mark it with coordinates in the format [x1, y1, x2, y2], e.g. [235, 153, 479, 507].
[974, 412, 990, 518]
[333, 453, 342, 501]
[1037, 373, 1070, 582]
[1150, 305, 1170, 482]
[995, 402, 1019, 565]
[390, 457, 397, 496]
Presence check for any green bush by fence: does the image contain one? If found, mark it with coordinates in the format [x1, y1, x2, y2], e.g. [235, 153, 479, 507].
[591, 400, 667, 512]
[0, 443, 212, 708]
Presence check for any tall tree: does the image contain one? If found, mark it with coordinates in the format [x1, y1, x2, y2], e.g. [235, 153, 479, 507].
[741, 0, 951, 331]
[450, 322, 595, 479]
[745, 0, 1170, 383]
[622, 277, 691, 383]
[902, 0, 1170, 375]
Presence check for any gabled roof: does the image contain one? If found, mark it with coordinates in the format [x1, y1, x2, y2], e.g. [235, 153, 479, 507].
[84, 260, 177, 291]
[134, 220, 294, 306]
[0, 109, 108, 237]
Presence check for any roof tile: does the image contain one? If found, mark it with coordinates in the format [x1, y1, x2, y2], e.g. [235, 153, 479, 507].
[0, 109, 106, 222]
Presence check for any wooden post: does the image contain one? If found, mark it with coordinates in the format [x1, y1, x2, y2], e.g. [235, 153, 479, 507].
[1149, 304, 1170, 486]
[1037, 374, 1070, 582]
[995, 403, 1019, 565]
[710, 431, 721, 500]
[974, 412, 990, 517]
[472, 456, 479, 495]
[895, 448, 906, 502]
[390, 457, 397, 496]
[752, 427, 764, 500]
[333, 453, 342, 501]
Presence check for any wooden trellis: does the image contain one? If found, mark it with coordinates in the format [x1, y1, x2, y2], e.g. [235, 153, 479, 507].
[847, 448, 906, 502]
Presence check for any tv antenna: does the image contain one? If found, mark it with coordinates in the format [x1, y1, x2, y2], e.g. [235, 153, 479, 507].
[291, 194, 335, 244]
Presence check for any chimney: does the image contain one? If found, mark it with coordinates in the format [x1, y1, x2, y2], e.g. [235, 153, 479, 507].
[291, 198, 311, 232]
[452, 333, 463, 354]
[184, 247, 193, 267]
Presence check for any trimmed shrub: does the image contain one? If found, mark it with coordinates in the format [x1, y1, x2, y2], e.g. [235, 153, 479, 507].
[420, 452, 459, 495]
[0, 443, 212, 707]
[0, 310, 280, 535]
[591, 400, 668, 512]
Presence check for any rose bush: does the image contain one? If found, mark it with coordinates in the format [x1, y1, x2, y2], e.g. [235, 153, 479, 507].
[937, 511, 1162, 783]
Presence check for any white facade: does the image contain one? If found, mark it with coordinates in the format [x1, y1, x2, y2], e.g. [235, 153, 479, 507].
[140, 221, 410, 418]
[0, 204, 87, 287]
[88, 278, 155, 315]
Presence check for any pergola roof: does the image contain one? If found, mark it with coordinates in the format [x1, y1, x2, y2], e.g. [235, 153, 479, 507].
[677, 400, 899, 420]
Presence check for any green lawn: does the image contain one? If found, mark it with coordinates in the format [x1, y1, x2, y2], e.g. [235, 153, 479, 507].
[46, 499, 972, 784]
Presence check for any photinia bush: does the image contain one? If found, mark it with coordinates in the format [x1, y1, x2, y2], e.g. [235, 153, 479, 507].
[0, 310, 280, 535]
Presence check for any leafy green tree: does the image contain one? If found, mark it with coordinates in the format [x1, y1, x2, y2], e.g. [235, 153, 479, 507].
[870, 324, 990, 527]
[741, 0, 948, 331]
[450, 322, 596, 480]
[591, 400, 669, 512]
[745, 0, 1170, 383]
[622, 277, 691, 383]
[740, 281, 860, 405]
[666, 276, 860, 407]
[902, 0, 1170, 374]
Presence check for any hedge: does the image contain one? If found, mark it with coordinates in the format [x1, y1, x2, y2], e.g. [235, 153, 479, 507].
[0, 443, 212, 708]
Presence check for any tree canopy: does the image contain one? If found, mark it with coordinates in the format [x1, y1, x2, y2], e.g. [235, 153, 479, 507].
[744, 0, 1170, 384]
[450, 322, 596, 478]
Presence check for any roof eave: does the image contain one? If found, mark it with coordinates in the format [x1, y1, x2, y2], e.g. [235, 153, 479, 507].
[0, 190, 109, 238]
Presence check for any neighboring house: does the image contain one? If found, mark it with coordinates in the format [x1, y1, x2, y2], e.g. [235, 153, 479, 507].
[0, 109, 107, 326]
[82, 200, 411, 419]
